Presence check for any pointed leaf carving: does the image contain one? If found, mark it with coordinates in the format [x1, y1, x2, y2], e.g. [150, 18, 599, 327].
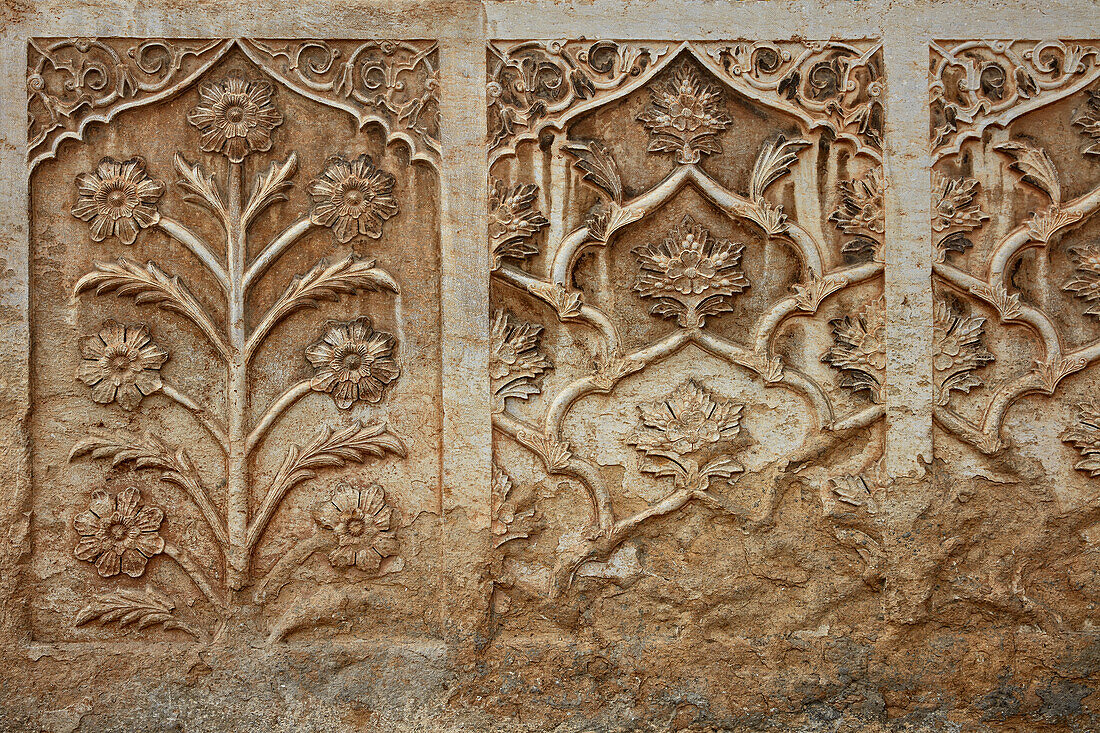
[563, 140, 624, 203]
[750, 135, 811, 200]
[174, 153, 226, 218]
[75, 585, 198, 637]
[243, 152, 298, 225]
[995, 141, 1062, 204]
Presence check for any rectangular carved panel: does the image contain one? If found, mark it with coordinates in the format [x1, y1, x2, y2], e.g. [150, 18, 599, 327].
[931, 39, 1100, 635]
[26, 38, 442, 643]
[485, 38, 888, 661]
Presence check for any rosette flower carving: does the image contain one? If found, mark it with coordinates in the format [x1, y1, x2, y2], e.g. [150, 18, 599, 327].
[74, 487, 165, 578]
[637, 63, 732, 164]
[633, 215, 749, 327]
[932, 171, 988, 233]
[186, 73, 283, 163]
[307, 317, 400, 409]
[830, 168, 885, 236]
[308, 154, 399, 242]
[933, 299, 994, 406]
[489, 178, 549, 269]
[71, 156, 164, 244]
[313, 481, 399, 573]
[822, 297, 886, 402]
[490, 309, 551, 413]
[77, 320, 168, 411]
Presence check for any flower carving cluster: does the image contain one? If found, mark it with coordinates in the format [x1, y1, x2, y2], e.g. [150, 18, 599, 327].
[307, 317, 400, 410]
[77, 320, 168, 411]
[187, 73, 283, 163]
[933, 299, 994, 406]
[637, 63, 732, 165]
[1063, 399, 1100, 477]
[633, 215, 749, 327]
[1074, 86, 1100, 156]
[490, 310, 551, 413]
[1064, 243, 1100, 318]
[489, 179, 549, 270]
[71, 156, 165, 244]
[308, 154, 399, 242]
[629, 380, 744, 490]
[932, 172, 988, 233]
[313, 481, 399, 573]
[829, 168, 885, 236]
[74, 487, 165, 578]
[822, 296, 886, 402]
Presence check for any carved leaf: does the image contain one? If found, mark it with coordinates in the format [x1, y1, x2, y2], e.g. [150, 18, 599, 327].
[516, 430, 572, 472]
[586, 202, 643, 244]
[526, 281, 583, 320]
[174, 153, 226, 217]
[994, 141, 1062, 204]
[264, 255, 399, 326]
[933, 300, 994, 406]
[749, 135, 810, 200]
[563, 140, 623, 203]
[271, 421, 407, 493]
[971, 281, 1023, 322]
[75, 585, 195, 636]
[1033, 357, 1087, 395]
[242, 152, 298, 224]
[744, 198, 789, 236]
[791, 273, 847, 312]
[1027, 205, 1082, 243]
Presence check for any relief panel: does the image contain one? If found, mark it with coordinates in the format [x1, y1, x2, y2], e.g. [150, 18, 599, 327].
[931, 40, 1100, 630]
[486, 40, 888, 643]
[26, 38, 442, 643]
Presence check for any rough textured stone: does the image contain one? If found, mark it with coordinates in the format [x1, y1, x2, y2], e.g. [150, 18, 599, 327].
[3, 1, 1100, 731]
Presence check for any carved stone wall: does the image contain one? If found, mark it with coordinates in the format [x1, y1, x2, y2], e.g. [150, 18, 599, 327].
[4, 2, 1100, 732]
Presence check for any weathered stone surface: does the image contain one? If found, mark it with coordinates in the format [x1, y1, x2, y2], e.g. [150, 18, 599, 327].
[3, 1, 1100, 731]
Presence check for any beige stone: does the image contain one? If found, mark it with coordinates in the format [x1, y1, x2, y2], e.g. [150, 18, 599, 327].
[3, 1, 1100, 731]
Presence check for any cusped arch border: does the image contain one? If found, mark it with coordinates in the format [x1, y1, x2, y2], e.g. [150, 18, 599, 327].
[488, 39, 885, 166]
[28, 37, 442, 174]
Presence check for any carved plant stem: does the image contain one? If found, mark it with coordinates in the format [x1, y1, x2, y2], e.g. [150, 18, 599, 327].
[157, 216, 229, 291]
[164, 539, 227, 613]
[225, 161, 251, 590]
[252, 531, 334, 604]
[160, 382, 228, 449]
[246, 379, 313, 455]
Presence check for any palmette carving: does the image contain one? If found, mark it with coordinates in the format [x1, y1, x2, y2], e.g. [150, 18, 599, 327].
[489, 40, 886, 611]
[58, 60, 418, 642]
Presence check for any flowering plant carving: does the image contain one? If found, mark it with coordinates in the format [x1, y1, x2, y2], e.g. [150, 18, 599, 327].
[1064, 244, 1100, 318]
[307, 317, 400, 409]
[932, 172, 988, 233]
[71, 156, 164, 244]
[313, 481, 399, 573]
[77, 320, 167, 411]
[822, 297, 886, 402]
[491, 464, 539, 549]
[74, 487, 165, 578]
[308, 154, 399, 242]
[187, 73, 283, 162]
[933, 299, 994, 406]
[637, 64, 732, 165]
[829, 168, 885, 236]
[633, 215, 749, 327]
[629, 380, 744, 490]
[489, 179, 549, 270]
[490, 310, 551, 413]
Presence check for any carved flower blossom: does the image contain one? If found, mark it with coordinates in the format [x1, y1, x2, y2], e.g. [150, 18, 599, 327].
[1064, 244, 1100, 318]
[74, 487, 165, 578]
[307, 317, 400, 409]
[830, 168, 885, 235]
[931, 171, 988, 232]
[631, 380, 742, 456]
[186, 74, 283, 163]
[637, 64, 732, 164]
[822, 297, 886, 401]
[933, 299, 994, 406]
[634, 215, 748, 326]
[71, 157, 165, 244]
[489, 178, 549, 269]
[308, 154, 399, 242]
[490, 309, 551, 413]
[77, 320, 168, 411]
[313, 481, 399, 573]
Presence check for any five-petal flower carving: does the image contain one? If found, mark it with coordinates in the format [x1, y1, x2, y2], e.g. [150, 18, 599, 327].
[71, 156, 164, 244]
[74, 487, 165, 578]
[830, 168, 885, 236]
[77, 320, 168, 411]
[307, 317, 400, 409]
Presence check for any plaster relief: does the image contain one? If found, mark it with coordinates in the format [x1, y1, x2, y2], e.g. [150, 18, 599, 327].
[27, 38, 441, 643]
[486, 40, 888, 639]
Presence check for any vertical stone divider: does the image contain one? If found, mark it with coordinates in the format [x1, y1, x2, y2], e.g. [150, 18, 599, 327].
[0, 31, 30, 643]
[438, 7, 494, 649]
[881, 27, 935, 620]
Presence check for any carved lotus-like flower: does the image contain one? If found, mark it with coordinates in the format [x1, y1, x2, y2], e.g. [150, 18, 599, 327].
[634, 215, 748, 326]
[489, 178, 549, 269]
[632, 380, 742, 456]
[490, 310, 551, 413]
[933, 299, 994, 406]
[313, 481, 399, 573]
[637, 64, 732, 164]
[77, 320, 168, 411]
[71, 156, 165, 244]
[830, 168, 885, 235]
[931, 171, 988, 233]
[307, 317, 400, 409]
[308, 154, 399, 242]
[822, 297, 886, 401]
[186, 74, 283, 163]
[74, 487, 165, 578]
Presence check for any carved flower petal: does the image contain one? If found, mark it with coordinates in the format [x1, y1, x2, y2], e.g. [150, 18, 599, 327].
[89, 214, 114, 242]
[309, 370, 339, 393]
[76, 359, 105, 386]
[89, 379, 118, 405]
[87, 489, 113, 518]
[115, 383, 143, 411]
[330, 484, 361, 514]
[95, 549, 122, 577]
[114, 487, 141, 521]
[360, 484, 385, 518]
[354, 549, 382, 573]
[73, 510, 103, 536]
[120, 549, 149, 578]
[331, 380, 357, 409]
[132, 531, 164, 558]
[131, 505, 164, 533]
[305, 340, 336, 367]
[133, 370, 162, 397]
[74, 535, 106, 561]
[328, 546, 356, 568]
[373, 532, 399, 558]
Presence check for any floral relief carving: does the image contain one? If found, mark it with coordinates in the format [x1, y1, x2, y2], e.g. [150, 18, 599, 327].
[51, 55, 420, 642]
[933, 299, 994, 407]
[488, 40, 886, 612]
